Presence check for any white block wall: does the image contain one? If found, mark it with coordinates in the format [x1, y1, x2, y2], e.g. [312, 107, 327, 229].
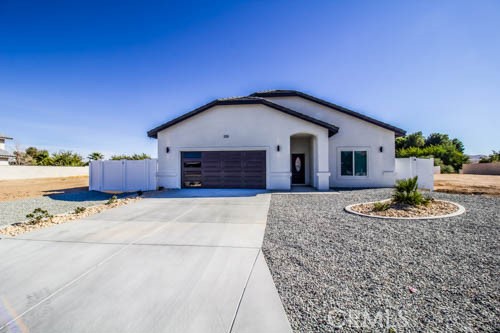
[0, 166, 88, 180]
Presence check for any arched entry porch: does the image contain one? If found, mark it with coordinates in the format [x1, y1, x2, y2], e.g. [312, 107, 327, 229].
[290, 133, 318, 188]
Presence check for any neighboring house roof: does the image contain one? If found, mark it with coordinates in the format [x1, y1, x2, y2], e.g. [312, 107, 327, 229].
[0, 134, 13, 140]
[147, 97, 340, 138]
[0, 149, 14, 158]
[250, 90, 406, 137]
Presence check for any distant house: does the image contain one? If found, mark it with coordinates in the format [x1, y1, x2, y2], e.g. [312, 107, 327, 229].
[147, 90, 406, 190]
[0, 134, 14, 165]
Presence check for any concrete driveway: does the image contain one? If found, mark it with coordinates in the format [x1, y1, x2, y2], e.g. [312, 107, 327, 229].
[0, 189, 291, 333]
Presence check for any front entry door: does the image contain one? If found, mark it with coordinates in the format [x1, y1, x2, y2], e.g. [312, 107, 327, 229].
[291, 154, 305, 184]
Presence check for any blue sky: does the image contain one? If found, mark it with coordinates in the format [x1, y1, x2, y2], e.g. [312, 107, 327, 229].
[1, 0, 498, 158]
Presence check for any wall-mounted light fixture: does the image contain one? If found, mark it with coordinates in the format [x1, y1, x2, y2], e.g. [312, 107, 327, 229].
[379, 146, 383, 153]
[277, 145, 280, 152]
[166, 147, 170, 153]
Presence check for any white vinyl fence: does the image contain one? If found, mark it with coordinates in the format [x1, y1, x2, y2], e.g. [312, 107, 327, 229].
[395, 157, 434, 190]
[89, 159, 157, 192]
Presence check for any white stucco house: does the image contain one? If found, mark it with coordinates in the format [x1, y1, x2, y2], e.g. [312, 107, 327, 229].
[0, 134, 14, 166]
[147, 90, 406, 190]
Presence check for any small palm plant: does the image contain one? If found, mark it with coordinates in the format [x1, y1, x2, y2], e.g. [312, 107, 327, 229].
[74, 206, 86, 214]
[26, 208, 53, 224]
[392, 176, 431, 206]
[106, 195, 118, 205]
[373, 201, 391, 211]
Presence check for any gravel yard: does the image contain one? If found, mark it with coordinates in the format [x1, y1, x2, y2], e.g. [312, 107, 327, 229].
[263, 189, 499, 332]
[0, 191, 126, 227]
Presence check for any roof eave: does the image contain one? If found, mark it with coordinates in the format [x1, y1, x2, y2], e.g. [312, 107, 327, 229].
[251, 90, 406, 136]
[147, 98, 339, 139]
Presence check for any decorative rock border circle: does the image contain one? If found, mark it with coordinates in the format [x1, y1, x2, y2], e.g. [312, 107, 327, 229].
[344, 199, 466, 220]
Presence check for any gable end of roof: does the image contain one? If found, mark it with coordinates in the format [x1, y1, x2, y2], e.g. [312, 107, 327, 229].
[250, 90, 406, 137]
[147, 97, 339, 138]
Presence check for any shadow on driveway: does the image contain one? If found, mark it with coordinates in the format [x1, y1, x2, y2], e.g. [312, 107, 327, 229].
[45, 190, 128, 202]
[149, 188, 269, 198]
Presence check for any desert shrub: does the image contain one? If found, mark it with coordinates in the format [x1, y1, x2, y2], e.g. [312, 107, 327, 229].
[22, 147, 85, 166]
[440, 165, 455, 174]
[25, 147, 52, 165]
[392, 176, 428, 206]
[26, 208, 53, 224]
[87, 152, 104, 161]
[106, 195, 118, 205]
[479, 150, 500, 163]
[422, 195, 433, 206]
[395, 132, 468, 172]
[74, 206, 86, 214]
[396, 144, 467, 172]
[51, 151, 85, 166]
[373, 201, 390, 211]
[110, 153, 151, 160]
[396, 131, 425, 150]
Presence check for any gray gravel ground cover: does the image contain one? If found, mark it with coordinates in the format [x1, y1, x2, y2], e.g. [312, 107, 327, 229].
[0, 191, 127, 226]
[263, 189, 499, 332]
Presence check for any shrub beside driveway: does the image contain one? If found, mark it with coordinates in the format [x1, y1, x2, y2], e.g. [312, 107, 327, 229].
[0, 191, 128, 227]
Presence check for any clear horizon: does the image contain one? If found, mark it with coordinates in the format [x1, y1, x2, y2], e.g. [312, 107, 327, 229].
[1, 0, 499, 158]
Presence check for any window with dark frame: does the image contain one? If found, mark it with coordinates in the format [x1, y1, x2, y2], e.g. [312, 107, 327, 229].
[182, 152, 203, 187]
[340, 150, 367, 176]
[183, 161, 201, 168]
[183, 152, 202, 159]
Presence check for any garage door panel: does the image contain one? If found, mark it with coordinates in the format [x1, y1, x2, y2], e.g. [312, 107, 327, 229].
[202, 161, 221, 169]
[244, 160, 264, 166]
[223, 163, 243, 169]
[182, 151, 266, 189]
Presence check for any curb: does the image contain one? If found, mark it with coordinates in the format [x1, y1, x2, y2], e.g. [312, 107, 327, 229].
[344, 199, 466, 220]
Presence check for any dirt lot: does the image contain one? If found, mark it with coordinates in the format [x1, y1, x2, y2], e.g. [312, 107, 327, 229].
[0, 176, 89, 202]
[434, 174, 500, 196]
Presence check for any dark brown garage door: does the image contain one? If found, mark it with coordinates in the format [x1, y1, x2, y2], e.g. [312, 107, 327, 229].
[181, 151, 266, 188]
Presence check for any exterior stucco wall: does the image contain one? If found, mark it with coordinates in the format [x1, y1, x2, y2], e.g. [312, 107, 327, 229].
[266, 96, 397, 187]
[156, 104, 330, 190]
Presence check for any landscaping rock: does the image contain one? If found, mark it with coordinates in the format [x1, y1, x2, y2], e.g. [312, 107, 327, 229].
[350, 199, 459, 218]
[0, 191, 130, 227]
[0, 196, 142, 237]
[263, 189, 499, 332]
